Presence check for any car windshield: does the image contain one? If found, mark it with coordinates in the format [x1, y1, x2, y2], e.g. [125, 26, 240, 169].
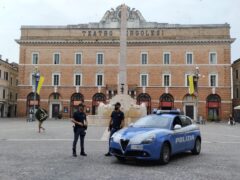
[133, 115, 172, 129]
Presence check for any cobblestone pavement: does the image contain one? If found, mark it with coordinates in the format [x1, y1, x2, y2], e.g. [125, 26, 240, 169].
[0, 118, 240, 180]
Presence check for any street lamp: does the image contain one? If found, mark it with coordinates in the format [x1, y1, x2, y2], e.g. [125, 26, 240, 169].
[193, 66, 200, 122]
[32, 68, 40, 121]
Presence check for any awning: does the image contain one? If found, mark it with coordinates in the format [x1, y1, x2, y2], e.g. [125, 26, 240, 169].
[234, 105, 240, 110]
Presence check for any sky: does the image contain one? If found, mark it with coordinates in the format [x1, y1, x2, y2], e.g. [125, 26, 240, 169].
[0, 0, 239, 63]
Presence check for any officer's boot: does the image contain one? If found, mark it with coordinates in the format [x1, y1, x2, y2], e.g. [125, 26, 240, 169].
[80, 148, 87, 156]
[72, 148, 77, 157]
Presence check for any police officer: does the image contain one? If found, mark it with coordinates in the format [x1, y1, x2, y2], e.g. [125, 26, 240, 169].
[105, 102, 124, 156]
[71, 104, 88, 157]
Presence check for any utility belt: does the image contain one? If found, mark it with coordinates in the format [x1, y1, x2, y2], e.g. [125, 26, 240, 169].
[73, 126, 86, 136]
[111, 127, 120, 131]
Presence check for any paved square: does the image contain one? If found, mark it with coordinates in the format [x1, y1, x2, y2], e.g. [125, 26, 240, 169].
[0, 118, 240, 180]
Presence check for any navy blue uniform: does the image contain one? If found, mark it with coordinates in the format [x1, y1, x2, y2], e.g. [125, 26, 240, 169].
[72, 111, 87, 155]
[107, 110, 124, 153]
[111, 110, 124, 130]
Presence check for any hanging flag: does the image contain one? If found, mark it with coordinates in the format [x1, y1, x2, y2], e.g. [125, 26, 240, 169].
[188, 75, 194, 94]
[37, 76, 45, 94]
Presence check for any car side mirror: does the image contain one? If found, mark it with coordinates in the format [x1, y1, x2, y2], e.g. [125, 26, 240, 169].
[174, 124, 182, 130]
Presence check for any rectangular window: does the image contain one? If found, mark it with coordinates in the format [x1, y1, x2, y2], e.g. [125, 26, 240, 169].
[15, 93, 18, 100]
[185, 74, 190, 87]
[209, 74, 217, 87]
[32, 53, 39, 64]
[53, 53, 60, 64]
[163, 74, 170, 86]
[236, 70, 238, 79]
[3, 89, 5, 99]
[209, 52, 217, 64]
[140, 74, 148, 87]
[237, 88, 239, 99]
[75, 53, 82, 64]
[75, 74, 82, 86]
[10, 77, 13, 86]
[4, 72, 8, 81]
[53, 74, 60, 86]
[31, 74, 35, 86]
[186, 53, 193, 64]
[141, 53, 148, 64]
[97, 53, 104, 64]
[0, 70, 1, 78]
[163, 53, 170, 64]
[96, 74, 103, 86]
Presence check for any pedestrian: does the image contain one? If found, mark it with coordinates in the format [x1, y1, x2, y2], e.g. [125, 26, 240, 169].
[229, 114, 235, 125]
[35, 107, 48, 133]
[105, 102, 125, 156]
[27, 108, 34, 122]
[71, 104, 88, 157]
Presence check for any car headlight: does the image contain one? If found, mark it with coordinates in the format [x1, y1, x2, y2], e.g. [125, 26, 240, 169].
[141, 134, 156, 144]
[111, 132, 121, 143]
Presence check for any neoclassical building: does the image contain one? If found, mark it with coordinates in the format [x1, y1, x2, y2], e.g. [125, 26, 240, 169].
[0, 56, 18, 117]
[16, 5, 234, 121]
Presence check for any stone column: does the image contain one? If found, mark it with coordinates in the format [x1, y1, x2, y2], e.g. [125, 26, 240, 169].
[118, 4, 128, 95]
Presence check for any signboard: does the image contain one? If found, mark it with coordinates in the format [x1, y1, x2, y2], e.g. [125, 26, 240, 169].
[208, 102, 220, 108]
[161, 102, 173, 107]
[30, 100, 39, 106]
[73, 101, 82, 106]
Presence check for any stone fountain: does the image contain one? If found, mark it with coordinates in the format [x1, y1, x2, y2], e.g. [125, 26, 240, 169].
[88, 4, 147, 125]
[97, 94, 147, 124]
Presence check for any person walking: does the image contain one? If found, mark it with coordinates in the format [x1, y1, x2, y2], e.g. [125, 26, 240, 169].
[35, 107, 48, 133]
[105, 102, 125, 156]
[229, 114, 235, 126]
[71, 104, 88, 157]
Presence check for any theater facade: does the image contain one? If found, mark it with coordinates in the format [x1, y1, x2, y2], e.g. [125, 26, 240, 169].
[16, 5, 234, 121]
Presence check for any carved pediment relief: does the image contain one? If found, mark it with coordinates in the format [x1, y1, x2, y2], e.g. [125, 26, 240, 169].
[100, 5, 146, 23]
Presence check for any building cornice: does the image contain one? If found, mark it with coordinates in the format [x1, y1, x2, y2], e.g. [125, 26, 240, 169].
[21, 24, 230, 30]
[15, 38, 235, 45]
[19, 64, 232, 67]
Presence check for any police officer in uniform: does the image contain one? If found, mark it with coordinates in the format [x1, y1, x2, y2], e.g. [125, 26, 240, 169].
[105, 102, 125, 156]
[71, 104, 88, 157]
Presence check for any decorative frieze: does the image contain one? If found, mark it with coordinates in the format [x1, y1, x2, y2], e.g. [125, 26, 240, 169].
[16, 38, 235, 45]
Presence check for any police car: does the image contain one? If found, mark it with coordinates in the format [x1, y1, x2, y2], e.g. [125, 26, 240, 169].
[109, 110, 201, 164]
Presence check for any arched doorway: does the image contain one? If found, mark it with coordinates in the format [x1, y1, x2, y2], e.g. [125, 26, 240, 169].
[92, 93, 106, 115]
[183, 94, 197, 120]
[206, 94, 221, 121]
[137, 93, 151, 114]
[49, 92, 62, 118]
[0, 104, 4, 117]
[70, 93, 84, 117]
[159, 93, 174, 110]
[26, 92, 40, 116]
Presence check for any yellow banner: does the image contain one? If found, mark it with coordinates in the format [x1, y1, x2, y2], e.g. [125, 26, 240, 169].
[37, 76, 44, 94]
[188, 75, 194, 94]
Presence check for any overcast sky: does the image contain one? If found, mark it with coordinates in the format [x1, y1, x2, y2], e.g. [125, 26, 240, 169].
[0, 0, 239, 63]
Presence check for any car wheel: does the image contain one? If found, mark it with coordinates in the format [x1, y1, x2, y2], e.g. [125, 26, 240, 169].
[116, 156, 126, 162]
[191, 138, 201, 155]
[159, 142, 170, 165]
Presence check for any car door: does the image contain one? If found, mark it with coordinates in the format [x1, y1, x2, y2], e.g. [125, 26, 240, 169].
[171, 117, 186, 154]
[180, 115, 195, 150]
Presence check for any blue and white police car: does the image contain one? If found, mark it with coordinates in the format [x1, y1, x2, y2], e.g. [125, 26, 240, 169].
[109, 110, 201, 164]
